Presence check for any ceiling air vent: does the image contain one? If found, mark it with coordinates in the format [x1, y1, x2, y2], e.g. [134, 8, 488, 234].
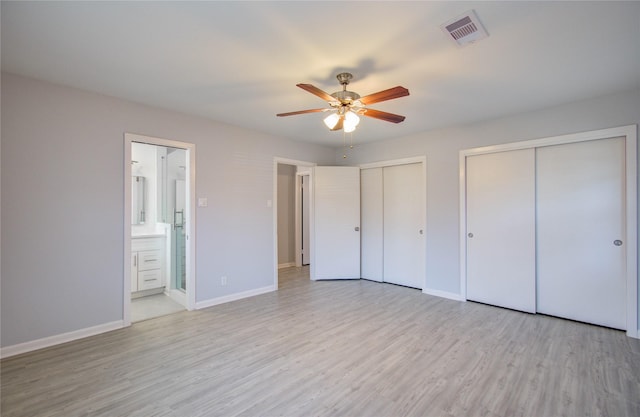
[440, 10, 489, 47]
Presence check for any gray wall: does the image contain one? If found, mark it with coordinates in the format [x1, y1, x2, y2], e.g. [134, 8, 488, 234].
[3, 71, 639, 348]
[277, 164, 296, 265]
[1, 73, 336, 347]
[340, 88, 640, 332]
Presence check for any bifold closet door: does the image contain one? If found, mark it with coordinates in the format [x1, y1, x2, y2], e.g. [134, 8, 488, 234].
[361, 168, 383, 282]
[536, 137, 626, 330]
[383, 163, 424, 289]
[466, 149, 536, 313]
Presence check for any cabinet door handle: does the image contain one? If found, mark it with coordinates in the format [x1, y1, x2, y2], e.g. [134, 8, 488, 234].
[145, 259, 158, 262]
[133, 255, 137, 267]
[144, 279, 156, 282]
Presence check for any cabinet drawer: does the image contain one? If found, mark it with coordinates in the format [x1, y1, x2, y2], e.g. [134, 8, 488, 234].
[138, 250, 161, 271]
[132, 237, 163, 252]
[138, 269, 162, 290]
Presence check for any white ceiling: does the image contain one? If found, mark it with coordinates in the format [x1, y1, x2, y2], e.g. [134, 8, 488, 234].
[2, 1, 639, 147]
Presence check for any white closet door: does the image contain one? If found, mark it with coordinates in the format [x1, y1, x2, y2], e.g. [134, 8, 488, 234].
[536, 137, 626, 329]
[312, 166, 360, 280]
[361, 168, 383, 282]
[466, 149, 536, 313]
[383, 163, 424, 289]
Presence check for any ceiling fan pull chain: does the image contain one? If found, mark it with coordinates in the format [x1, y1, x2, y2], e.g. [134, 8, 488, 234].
[343, 130, 348, 159]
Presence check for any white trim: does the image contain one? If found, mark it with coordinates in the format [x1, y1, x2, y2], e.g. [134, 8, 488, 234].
[166, 288, 187, 306]
[624, 127, 638, 338]
[422, 288, 465, 302]
[124, 139, 133, 326]
[278, 262, 296, 269]
[194, 285, 275, 310]
[294, 172, 308, 268]
[460, 125, 637, 156]
[1, 321, 124, 359]
[359, 156, 426, 169]
[273, 158, 316, 290]
[459, 125, 638, 338]
[124, 133, 197, 327]
[458, 149, 468, 302]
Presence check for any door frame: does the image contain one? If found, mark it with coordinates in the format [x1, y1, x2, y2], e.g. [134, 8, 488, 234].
[296, 171, 311, 267]
[124, 133, 197, 326]
[273, 158, 316, 289]
[459, 125, 637, 337]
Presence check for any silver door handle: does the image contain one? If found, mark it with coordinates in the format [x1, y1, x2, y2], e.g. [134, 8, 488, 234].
[419, 229, 423, 234]
[354, 227, 360, 232]
[468, 233, 474, 238]
[614, 240, 623, 246]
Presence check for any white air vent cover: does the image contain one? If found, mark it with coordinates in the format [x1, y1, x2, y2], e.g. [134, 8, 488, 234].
[440, 9, 489, 47]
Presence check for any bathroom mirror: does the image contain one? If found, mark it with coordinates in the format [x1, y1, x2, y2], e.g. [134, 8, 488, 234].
[132, 176, 146, 224]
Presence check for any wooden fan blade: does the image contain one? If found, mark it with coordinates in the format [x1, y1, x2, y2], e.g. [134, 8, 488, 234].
[362, 108, 406, 123]
[277, 108, 326, 117]
[359, 86, 409, 105]
[297, 84, 336, 102]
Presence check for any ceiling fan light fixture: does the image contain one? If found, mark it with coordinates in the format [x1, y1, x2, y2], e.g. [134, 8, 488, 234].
[345, 110, 360, 126]
[323, 113, 340, 129]
[343, 111, 360, 132]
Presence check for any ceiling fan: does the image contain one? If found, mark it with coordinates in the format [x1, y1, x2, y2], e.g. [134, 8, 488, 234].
[277, 72, 409, 133]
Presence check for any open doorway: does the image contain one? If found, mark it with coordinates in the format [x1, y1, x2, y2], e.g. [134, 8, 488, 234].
[124, 133, 196, 325]
[273, 158, 315, 289]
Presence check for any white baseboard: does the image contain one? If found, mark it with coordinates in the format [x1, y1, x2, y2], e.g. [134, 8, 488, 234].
[278, 262, 295, 269]
[195, 285, 275, 310]
[422, 287, 465, 302]
[1, 320, 125, 359]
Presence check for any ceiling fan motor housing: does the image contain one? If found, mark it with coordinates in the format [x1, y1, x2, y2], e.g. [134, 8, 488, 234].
[331, 73, 361, 106]
[331, 90, 361, 105]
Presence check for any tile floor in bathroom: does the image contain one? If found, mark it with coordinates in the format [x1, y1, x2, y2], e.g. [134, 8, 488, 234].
[131, 293, 185, 322]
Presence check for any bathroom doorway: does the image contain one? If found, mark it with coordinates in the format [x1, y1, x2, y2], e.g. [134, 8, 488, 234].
[124, 133, 196, 325]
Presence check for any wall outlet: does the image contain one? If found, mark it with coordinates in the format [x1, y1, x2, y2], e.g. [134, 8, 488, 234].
[221, 276, 227, 286]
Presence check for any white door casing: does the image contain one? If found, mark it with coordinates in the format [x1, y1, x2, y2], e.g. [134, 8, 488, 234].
[301, 174, 310, 266]
[124, 133, 196, 326]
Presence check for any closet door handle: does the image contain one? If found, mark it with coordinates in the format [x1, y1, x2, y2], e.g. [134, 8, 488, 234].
[614, 240, 623, 246]
[354, 227, 360, 232]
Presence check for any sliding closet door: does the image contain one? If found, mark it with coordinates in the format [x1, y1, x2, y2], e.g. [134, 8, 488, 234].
[466, 149, 536, 313]
[383, 163, 425, 289]
[361, 168, 383, 282]
[312, 166, 361, 280]
[536, 137, 626, 329]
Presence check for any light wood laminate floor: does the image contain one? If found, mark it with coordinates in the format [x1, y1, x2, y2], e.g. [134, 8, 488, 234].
[2, 266, 639, 416]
